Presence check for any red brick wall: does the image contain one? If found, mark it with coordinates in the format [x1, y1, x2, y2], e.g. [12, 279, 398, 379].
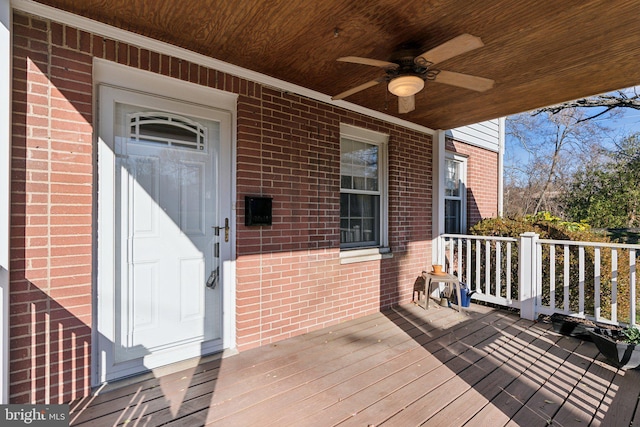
[235, 102, 434, 349]
[446, 139, 499, 227]
[10, 11, 493, 403]
[11, 13, 93, 404]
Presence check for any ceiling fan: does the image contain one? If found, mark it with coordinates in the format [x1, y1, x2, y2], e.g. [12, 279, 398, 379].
[332, 34, 494, 114]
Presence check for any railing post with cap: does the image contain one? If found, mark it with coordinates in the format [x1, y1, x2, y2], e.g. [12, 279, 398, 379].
[519, 232, 539, 320]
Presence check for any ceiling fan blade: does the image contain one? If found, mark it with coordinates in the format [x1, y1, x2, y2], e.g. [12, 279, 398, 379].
[337, 56, 399, 69]
[434, 70, 494, 92]
[398, 95, 415, 114]
[332, 79, 382, 100]
[416, 34, 484, 66]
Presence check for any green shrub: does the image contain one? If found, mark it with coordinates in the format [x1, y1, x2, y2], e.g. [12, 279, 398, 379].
[623, 326, 640, 344]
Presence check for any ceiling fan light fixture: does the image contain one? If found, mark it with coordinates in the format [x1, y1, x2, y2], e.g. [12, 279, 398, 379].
[388, 75, 424, 97]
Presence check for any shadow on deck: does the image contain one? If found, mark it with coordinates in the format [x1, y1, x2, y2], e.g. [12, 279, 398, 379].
[69, 303, 640, 426]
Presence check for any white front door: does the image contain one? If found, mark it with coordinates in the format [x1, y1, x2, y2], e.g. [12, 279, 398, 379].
[97, 84, 233, 382]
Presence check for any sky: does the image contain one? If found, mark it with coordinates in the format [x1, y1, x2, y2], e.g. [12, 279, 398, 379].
[505, 87, 640, 170]
[607, 109, 640, 135]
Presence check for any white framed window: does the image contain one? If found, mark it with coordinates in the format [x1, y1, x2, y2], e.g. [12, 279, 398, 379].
[339, 124, 388, 251]
[444, 153, 467, 234]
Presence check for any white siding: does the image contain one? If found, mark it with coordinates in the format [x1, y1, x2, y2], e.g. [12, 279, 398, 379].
[447, 119, 502, 152]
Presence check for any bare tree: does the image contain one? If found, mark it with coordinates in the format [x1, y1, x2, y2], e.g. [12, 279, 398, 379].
[533, 89, 640, 123]
[505, 88, 640, 218]
[505, 108, 608, 216]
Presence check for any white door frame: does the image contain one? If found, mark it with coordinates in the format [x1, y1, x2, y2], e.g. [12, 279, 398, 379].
[0, 0, 11, 404]
[93, 59, 237, 385]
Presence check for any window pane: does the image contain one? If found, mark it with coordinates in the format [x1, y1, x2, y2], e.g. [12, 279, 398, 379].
[357, 194, 374, 216]
[340, 194, 379, 246]
[350, 194, 362, 216]
[364, 146, 378, 191]
[445, 199, 461, 234]
[362, 219, 376, 242]
[340, 219, 351, 243]
[341, 175, 352, 189]
[340, 193, 349, 217]
[341, 138, 378, 191]
[445, 159, 460, 197]
[353, 175, 366, 190]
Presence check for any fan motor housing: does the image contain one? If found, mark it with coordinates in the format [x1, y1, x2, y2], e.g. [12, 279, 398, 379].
[388, 50, 432, 80]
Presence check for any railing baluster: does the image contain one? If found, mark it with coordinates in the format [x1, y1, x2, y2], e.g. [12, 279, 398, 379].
[496, 241, 502, 299]
[631, 249, 636, 326]
[550, 244, 555, 311]
[448, 239, 454, 274]
[536, 242, 543, 309]
[612, 249, 618, 323]
[579, 246, 585, 316]
[485, 240, 491, 297]
[594, 247, 601, 321]
[506, 242, 512, 303]
[564, 245, 570, 313]
[457, 237, 462, 278]
[475, 239, 481, 293]
[466, 238, 471, 286]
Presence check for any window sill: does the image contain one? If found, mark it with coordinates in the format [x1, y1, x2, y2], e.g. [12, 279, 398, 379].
[339, 247, 393, 264]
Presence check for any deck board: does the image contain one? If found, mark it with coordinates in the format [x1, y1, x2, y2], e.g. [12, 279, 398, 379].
[69, 303, 640, 427]
[269, 306, 504, 425]
[381, 318, 556, 426]
[551, 355, 617, 427]
[475, 334, 582, 426]
[505, 339, 599, 426]
[165, 308, 462, 426]
[597, 365, 640, 426]
[411, 320, 556, 426]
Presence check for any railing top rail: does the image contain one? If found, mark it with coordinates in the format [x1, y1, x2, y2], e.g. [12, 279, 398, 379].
[442, 233, 640, 250]
[441, 233, 518, 243]
[537, 238, 640, 250]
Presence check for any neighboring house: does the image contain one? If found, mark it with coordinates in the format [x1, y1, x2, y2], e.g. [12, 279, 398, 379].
[0, 5, 502, 403]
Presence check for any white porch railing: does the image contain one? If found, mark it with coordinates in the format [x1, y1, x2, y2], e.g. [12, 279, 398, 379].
[437, 234, 519, 308]
[438, 233, 640, 327]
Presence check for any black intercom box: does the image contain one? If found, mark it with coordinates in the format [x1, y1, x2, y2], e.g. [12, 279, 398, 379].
[245, 196, 273, 226]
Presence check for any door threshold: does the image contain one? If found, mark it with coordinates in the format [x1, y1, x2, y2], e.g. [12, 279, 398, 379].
[93, 347, 239, 396]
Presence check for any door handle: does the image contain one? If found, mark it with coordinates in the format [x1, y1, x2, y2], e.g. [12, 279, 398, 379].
[213, 218, 230, 242]
[206, 267, 219, 289]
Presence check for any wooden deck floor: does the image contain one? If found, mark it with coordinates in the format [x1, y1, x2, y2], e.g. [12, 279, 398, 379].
[69, 303, 640, 426]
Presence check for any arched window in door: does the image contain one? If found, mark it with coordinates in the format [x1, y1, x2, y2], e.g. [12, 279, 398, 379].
[128, 112, 207, 151]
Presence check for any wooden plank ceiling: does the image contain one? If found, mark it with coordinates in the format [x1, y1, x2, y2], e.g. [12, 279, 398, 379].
[34, 0, 640, 130]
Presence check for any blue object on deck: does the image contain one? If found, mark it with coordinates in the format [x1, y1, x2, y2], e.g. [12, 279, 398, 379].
[452, 282, 475, 307]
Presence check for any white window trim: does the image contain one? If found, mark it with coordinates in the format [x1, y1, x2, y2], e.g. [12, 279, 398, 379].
[340, 246, 393, 264]
[445, 152, 468, 234]
[339, 124, 390, 263]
